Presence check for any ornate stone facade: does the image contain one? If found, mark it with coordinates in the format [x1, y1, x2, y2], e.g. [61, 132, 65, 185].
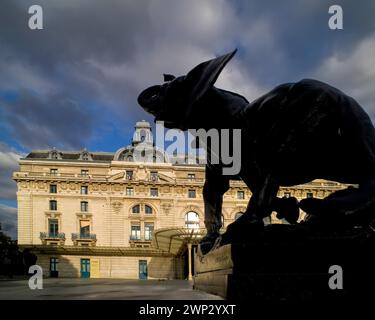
[13, 121, 347, 279]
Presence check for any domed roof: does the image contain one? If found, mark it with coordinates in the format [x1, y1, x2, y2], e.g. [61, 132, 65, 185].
[113, 121, 169, 163]
[135, 120, 151, 128]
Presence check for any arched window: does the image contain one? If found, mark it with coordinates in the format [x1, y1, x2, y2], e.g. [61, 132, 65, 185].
[235, 212, 243, 220]
[51, 152, 58, 160]
[185, 211, 199, 229]
[145, 205, 153, 214]
[132, 204, 140, 214]
[127, 155, 133, 162]
[140, 129, 146, 142]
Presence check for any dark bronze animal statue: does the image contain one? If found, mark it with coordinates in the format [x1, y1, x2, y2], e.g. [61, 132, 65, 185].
[138, 50, 375, 254]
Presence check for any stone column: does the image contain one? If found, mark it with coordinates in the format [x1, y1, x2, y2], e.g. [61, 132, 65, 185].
[187, 242, 193, 280]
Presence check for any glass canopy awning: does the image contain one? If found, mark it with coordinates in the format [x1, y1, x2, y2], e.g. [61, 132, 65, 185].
[152, 227, 207, 255]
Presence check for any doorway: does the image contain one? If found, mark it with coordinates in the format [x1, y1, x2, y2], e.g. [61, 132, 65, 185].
[49, 257, 58, 278]
[80, 258, 90, 278]
[139, 260, 148, 280]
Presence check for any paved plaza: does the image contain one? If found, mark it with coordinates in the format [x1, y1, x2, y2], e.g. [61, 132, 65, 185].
[0, 278, 222, 300]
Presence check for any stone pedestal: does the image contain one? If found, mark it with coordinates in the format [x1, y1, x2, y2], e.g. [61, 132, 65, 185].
[194, 225, 374, 301]
[193, 244, 233, 298]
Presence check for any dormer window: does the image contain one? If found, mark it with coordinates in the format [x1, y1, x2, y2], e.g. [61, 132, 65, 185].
[49, 149, 61, 160]
[150, 172, 158, 181]
[126, 171, 133, 180]
[80, 150, 92, 161]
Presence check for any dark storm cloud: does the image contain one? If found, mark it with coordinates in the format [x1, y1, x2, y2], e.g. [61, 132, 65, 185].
[1, 0, 375, 154]
[232, 0, 375, 86]
[0, 144, 21, 201]
[1, 90, 94, 149]
[0, 205, 17, 239]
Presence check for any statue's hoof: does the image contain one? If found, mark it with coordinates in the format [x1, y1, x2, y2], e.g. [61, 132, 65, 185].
[221, 218, 264, 245]
[199, 232, 220, 255]
[276, 197, 300, 224]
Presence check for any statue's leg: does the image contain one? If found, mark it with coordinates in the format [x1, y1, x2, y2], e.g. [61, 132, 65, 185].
[222, 175, 279, 243]
[199, 165, 230, 254]
[273, 196, 300, 224]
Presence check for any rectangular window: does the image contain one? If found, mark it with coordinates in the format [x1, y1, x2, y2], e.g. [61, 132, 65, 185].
[48, 219, 59, 237]
[144, 223, 154, 241]
[50, 169, 58, 176]
[150, 188, 158, 197]
[49, 200, 57, 211]
[81, 186, 88, 195]
[80, 201, 88, 212]
[237, 191, 245, 200]
[126, 170, 133, 180]
[50, 184, 57, 194]
[126, 187, 134, 196]
[188, 189, 196, 198]
[306, 192, 314, 198]
[150, 171, 158, 181]
[81, 169, 89, 176]
[80, 220, 90, 237]
[50, 257, 58, 272]
[188, 173, 195, 181]
[131, 225, 141, 240]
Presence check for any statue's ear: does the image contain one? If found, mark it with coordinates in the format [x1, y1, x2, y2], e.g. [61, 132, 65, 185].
[163, 74, 176, 82]
[184, 49, 237, 104]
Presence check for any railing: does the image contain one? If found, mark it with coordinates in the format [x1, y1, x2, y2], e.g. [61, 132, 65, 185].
[129, 235, 152, 241]
[72, 233, 97, 241]
[40, 232, 65, 240]
[176, 178, 205, 184]
[129, 235, 141, 241]
[13, 172, 108, 180]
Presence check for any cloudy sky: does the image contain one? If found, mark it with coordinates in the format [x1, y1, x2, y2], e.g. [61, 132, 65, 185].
[1, 0, 375, 239]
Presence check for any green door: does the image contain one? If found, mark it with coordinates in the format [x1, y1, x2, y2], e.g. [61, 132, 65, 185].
[81, 259, 90, 278]
[139, 260, 148, 280]
[50, 257, 59, 278]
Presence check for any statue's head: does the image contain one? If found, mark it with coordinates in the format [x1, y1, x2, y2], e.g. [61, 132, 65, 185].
[137, 50, 237, 130]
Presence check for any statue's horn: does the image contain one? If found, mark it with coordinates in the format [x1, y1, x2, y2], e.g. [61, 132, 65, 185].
[185, 49, 237, 104]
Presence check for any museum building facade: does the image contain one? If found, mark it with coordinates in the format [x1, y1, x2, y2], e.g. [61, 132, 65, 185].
[13, 121, 347, 279]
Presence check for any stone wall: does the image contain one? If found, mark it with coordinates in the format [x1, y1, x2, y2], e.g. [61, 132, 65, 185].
[37, 254, 179, 279]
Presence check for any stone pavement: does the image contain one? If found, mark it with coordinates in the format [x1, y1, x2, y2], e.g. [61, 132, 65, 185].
[0, 278, 222, 300]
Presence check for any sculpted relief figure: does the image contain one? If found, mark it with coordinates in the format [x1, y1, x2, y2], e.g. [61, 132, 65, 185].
[138, 50, 375, 254]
